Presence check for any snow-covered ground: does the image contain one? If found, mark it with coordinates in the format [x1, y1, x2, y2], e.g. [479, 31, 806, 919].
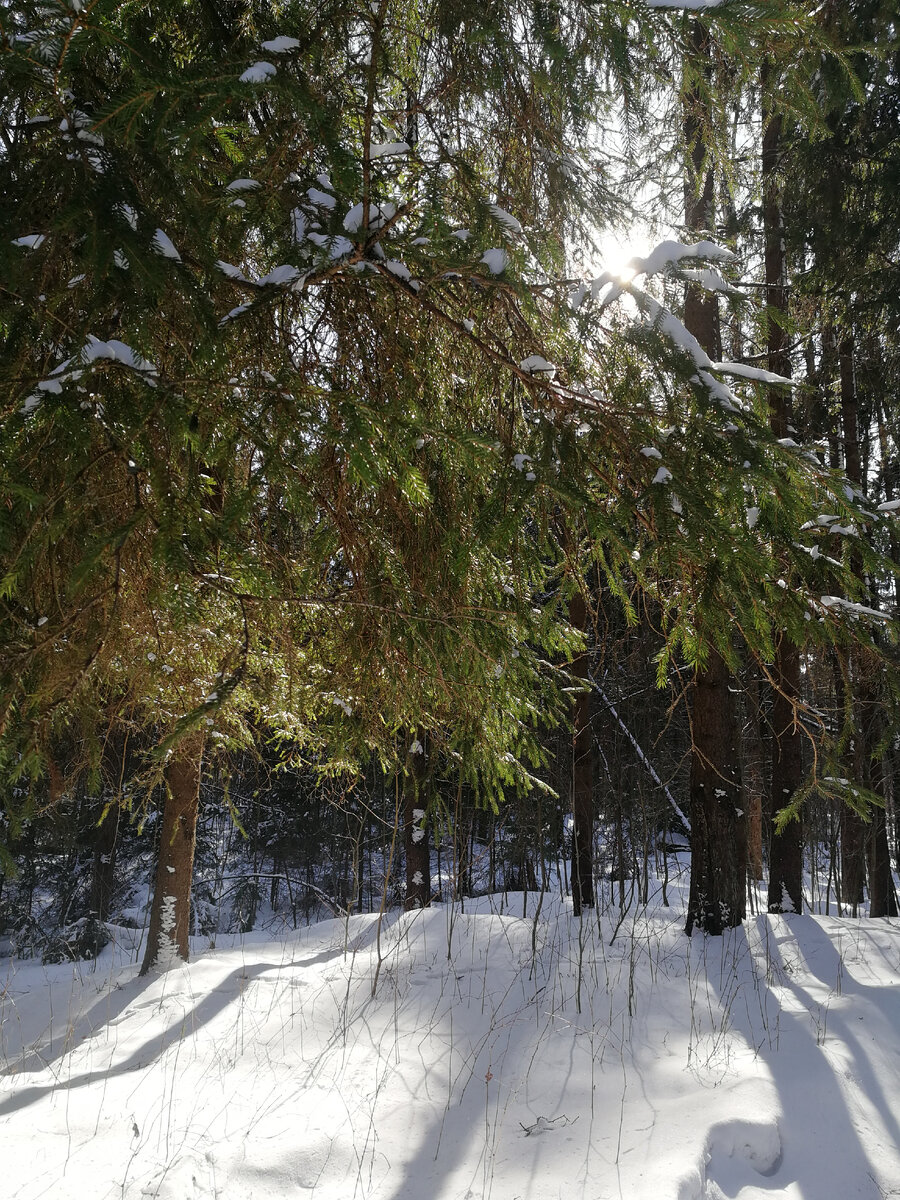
[2, 874, 899, 1200]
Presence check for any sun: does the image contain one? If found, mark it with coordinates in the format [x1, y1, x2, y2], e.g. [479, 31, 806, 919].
[591, 228, 648, 284]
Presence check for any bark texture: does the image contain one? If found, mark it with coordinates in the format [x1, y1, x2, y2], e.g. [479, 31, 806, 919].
[90, 802, 120, 923]
[837, 339, 880, 913]
[686, 648, 747, 935]
[762, 65, 804, 914]
[682, 21, 745, 935]
[140, 733, 205, 974]
[867, 801, 899, 918]
[403, 734, 430, 910]
[568, 591, 595, 913]
[743, 670, 765, 882]
[856, 658, 898, 918]
[768, 640, 804, 913]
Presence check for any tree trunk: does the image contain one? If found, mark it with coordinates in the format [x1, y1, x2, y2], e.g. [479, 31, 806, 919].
[743, 669, 765, 882]
[856, 653, 898, 918]
[838, 336, 869, 910]
[833, 651, 866, 912]
[768, 639, 804, 912]
[403, 733, 430, 910]
[682, 22, 719, 357]
[140, 733, 205, 974]
[682, 20, 745, 935]
[90, 801, 120, 922]
[569, 590, 595, 914]
[874, 393, 900, 901]
[686, 648, 747, 935]
[762, 63, 804, 914]
[867, 766, 899, 919]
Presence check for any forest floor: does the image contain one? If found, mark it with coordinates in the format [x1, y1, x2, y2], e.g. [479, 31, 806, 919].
[1, 864, 900, 1200]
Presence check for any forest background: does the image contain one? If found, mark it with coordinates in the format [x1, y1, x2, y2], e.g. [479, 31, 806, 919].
[1, 0, 899, 971]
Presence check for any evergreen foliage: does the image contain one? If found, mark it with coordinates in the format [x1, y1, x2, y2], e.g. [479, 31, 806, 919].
[0, 0, 897, 942]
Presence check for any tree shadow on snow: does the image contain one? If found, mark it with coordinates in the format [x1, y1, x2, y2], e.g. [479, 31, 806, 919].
[0, 944, 349, 1118]
[700, 916, 896, 1200]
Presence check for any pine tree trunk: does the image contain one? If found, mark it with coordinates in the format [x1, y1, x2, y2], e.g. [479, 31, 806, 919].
[743, 669, 765, 882]
[90, 802, 120, 922]
[454, 801, 473, 901]
[857, 656, 898, 918]
[867, 789, 899, 918]
[838, 337, 869, 910]
[762, 65, 804, 913]
[768, 639, 804, 913]
[682, 20, 745, 934]
[140, 733, 205, 974]
[840, 803, 866, 913]
[686, 648, 747, 935]
[874, 393, 900, 905]
[833, 651, 865, 912]
[569, 591, 595, 914]
[403, 733, 430, 910]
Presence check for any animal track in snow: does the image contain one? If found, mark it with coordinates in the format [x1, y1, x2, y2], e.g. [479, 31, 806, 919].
[680, 1118, 783, 1200]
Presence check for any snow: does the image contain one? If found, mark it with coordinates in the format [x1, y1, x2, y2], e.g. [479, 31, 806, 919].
[219, 303, 250, 325]
[290, 207, 307, 243]
[215, 260, 249, 281]
[679, 267, 741, 295]
[411, 808, 426, 843]
[641, 446, 662, 459]
[383, 258, 411, 281]
[19, 333, 158, 409]
[489, 204, 523, 234]
[569, 281, 588, 310]
[306, 187, 336, 208]
[643, 0, 723, 9]
[481, 248, 509, 274]
[260, 36, 300, 53]
[306, 232, 353, 259]
[2, 887, 899, 1200]
[343, 201, 397, 232]
[11, 234, 46, 249]
[255, 263, 302, 287]
[519, 354, 556, 376]
[225, 178, 261, 191]
[629, 289, 742, 412]
[652, 465, 673, 484]
[116, 203, 138, 229]
[152, 894, 179, 971]
[713, 360, 796, 386]
[81, 336, 157, 374]
[239, 61, 277, 83]
[369, 141, 411, 158]
[629, 238, 735, 280]
[151, 229, 181, 260]
[818, 595, 889, 621]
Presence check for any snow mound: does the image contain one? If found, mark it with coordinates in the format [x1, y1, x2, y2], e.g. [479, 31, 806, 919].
[2, 898, 899, 1200]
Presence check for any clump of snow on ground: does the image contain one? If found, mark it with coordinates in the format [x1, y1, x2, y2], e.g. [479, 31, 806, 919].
[1, 872, 899, 1199]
